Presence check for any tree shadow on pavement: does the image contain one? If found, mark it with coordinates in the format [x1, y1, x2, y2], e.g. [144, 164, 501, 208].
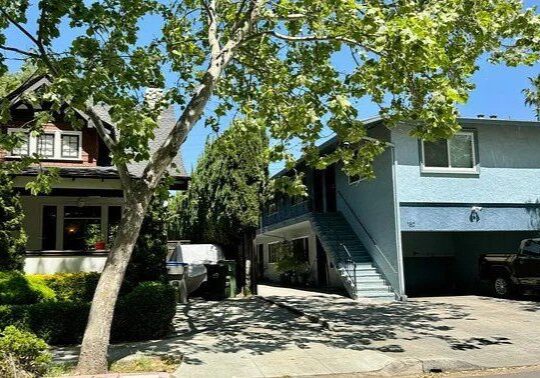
[106, 293, 518, 366]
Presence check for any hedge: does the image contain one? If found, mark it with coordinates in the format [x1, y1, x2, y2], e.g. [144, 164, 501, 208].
[36, 272, 100, 302]
[0, 281, 176, 345]
[112, 281, 177, 342]
[0, 272, 55, 305]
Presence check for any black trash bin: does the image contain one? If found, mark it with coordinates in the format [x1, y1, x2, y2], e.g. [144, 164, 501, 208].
[204, 263, 228, 300]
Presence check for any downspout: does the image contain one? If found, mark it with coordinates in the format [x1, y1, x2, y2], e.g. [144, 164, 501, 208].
[390, 145, 407, 301]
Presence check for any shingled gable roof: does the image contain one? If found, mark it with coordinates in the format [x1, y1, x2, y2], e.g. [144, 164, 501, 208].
[5, 76, 188, 178]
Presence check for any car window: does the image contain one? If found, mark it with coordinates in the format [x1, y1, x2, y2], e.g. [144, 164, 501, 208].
[522, 240, 540, 257]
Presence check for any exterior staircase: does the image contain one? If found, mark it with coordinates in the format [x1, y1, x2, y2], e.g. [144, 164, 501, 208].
[311, 212, 395, 301]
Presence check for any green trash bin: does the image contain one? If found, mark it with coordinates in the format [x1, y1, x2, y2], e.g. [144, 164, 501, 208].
[204, 263, 228, 300]
[220, 260, 237, 298]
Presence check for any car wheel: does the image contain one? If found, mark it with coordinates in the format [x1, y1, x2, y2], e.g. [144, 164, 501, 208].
[493, 276, 513, 298]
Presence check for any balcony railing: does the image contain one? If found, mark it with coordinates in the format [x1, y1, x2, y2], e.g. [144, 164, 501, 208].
[262, 200, 312, 227]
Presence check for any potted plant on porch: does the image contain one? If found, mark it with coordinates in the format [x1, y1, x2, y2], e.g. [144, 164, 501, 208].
[85, 224, 105, 251]
[275, 242, 311, 287]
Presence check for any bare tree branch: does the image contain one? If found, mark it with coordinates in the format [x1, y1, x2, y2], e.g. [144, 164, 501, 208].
[0, 45, 39, 57]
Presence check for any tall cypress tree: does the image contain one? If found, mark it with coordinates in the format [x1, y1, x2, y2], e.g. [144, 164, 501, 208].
[181, 119, 268, 253]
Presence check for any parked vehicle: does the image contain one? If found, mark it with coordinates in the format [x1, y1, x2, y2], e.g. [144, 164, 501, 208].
[479, 239, 540, 297]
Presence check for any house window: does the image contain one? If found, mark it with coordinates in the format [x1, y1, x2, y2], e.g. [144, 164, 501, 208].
[7, 128, 82, 160]
[37, 134, 55, 158]
[63, 206, 102, 251]
[41, 205, 57, 250]
[10, 131, 30, 156]
[421, 131, 477, 173]
[61, 134, 80, 158]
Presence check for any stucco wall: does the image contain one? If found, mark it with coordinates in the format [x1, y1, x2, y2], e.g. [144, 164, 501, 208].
[393, 121, 540, 204]
[400, 204, 540, 232]
[335, 126, 401, 292]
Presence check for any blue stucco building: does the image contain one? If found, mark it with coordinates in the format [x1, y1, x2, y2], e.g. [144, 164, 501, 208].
[255, 117, 540, 300]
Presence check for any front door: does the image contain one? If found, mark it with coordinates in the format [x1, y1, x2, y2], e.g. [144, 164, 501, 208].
[316, 238, 328, 286]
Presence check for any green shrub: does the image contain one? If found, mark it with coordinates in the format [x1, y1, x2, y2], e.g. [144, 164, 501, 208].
[0, 281, 176, 345]
[0, 301, 89, 346]
[0, 325, 52, 377]
[0, 272, 56, 305]
[112, 281, 176, 342]
[36, 272, 100, 302]
[25, 301, 90, 345]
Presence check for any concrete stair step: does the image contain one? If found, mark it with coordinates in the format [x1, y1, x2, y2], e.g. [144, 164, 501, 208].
[355, 282, 390, 290]
[356, 285, 392, 295]
[355, 290, 395, 298]
[354, 275, 386, 283]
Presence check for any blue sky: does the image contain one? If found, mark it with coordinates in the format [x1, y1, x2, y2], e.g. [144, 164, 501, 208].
[3, 1, 539, 174]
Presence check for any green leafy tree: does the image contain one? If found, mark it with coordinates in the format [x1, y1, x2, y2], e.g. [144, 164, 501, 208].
[0, 170, 26, 271]
[184, 119, 268, 250]
[524, 75, 540, 120]
[0, 62, 36, 98]
[167, 191, 187, 240]
[0, 1, 539, 374]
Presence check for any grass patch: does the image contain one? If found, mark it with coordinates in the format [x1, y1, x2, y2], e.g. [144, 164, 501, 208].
[45, 355, 181, 376]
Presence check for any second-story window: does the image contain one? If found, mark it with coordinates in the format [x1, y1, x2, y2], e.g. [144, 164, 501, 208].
[11, 132, 30, 156]
[37, 134, 55, 158]
[7, 128, 82, 160]
[421, 131, 478, 173]
[61, 134, 80, 158]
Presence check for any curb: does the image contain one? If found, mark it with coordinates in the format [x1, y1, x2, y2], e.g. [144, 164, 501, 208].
[256, 295, 337, 331]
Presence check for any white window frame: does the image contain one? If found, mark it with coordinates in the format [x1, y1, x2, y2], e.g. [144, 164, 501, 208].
[7, 128, 31, 157]
[37, 133, 55, 158]
[60, 131, 82, 159]
[420, 131, 478, 174]
[6, 128, 82, 161]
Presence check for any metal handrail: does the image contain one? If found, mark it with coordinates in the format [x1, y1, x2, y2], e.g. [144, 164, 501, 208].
[340, 243, 357, 291]
[336, 190, 398, 274]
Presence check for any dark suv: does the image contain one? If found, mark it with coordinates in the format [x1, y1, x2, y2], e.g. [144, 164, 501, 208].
[479, 238, 540, 297]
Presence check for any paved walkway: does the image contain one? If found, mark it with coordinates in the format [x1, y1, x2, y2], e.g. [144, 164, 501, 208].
[54, 286, 540, 377]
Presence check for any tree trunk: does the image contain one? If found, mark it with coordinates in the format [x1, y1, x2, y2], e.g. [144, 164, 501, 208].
[76, 188, 151, 375]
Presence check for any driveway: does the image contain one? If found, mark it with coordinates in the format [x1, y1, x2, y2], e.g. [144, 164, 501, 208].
[176, 286, 539, 377]
[53, 286, 540, 377]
